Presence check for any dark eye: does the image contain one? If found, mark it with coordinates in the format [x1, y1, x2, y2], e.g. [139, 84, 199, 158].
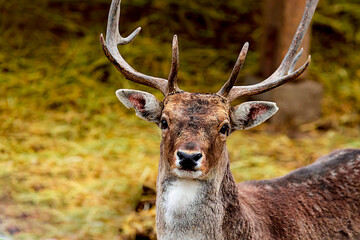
[160, 119, 168, 130]
[219, 124, 229, 135]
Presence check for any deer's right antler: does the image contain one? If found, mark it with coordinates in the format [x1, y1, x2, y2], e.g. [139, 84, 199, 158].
[100, 0, 180, 96]
[218, 0, 319, 102]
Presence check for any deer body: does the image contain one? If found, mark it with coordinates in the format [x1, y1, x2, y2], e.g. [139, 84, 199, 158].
[100, 0, 360, 239]
[246, 149, 360, 240]
[157, 146, 360, 239]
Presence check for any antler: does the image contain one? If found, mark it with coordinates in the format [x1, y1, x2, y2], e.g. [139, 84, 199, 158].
[217, 42, 249, 97]
[100, 0, 180, 96]
[168, 35, 181, 94]
[222, 0, 319, 102]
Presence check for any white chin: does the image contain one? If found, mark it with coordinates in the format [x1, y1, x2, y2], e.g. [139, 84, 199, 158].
[174, 169, 203, 179]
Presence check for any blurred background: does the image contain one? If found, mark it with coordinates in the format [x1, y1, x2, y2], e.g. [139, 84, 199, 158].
[0, 0, 359, 239]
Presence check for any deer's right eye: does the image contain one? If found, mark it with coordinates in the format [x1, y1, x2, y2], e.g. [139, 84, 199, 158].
[160, 119, 168, 130]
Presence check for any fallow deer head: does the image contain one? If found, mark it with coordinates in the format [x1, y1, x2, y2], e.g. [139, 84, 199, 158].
[100, 0, 317, 180]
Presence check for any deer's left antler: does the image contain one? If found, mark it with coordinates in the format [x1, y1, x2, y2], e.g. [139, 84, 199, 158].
[218, 0, 319, 102]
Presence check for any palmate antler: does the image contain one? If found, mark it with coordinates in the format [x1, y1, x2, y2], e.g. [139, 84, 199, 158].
[100, 0, 319, 101]
[100, 0, 180, 96]
[218, 0, 319, 102]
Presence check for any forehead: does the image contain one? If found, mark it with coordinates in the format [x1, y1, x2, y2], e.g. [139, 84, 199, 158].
[163, 92, 230, 122]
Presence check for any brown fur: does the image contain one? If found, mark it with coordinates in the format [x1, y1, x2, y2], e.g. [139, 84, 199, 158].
[241, 149, 360, 239]
[217, 148, 360, 240]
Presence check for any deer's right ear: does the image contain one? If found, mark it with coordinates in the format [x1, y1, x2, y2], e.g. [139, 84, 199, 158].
[116, 89, 163, 123]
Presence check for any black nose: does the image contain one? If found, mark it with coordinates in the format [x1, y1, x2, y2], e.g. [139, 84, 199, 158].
[177, 151, 202, 170]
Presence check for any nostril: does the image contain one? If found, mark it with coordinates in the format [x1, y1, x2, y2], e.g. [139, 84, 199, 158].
[177, 151, 185, 160]
[193, 153, 202, 161]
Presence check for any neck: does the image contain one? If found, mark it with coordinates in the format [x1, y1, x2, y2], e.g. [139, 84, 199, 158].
[156, 149, 257, 240]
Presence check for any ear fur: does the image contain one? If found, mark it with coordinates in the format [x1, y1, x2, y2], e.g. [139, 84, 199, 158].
[231, 101, 278, 130]
[116, 89, 162, 123]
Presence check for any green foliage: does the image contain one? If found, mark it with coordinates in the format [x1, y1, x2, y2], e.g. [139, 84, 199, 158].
[0, 0, 359, 239]
[311, 0, 360, 124]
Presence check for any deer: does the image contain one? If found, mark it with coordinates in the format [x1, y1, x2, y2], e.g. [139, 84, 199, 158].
[100, 0, 360, 239]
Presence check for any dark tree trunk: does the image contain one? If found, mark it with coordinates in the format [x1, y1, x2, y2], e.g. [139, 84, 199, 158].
[257, 0, 323, 128]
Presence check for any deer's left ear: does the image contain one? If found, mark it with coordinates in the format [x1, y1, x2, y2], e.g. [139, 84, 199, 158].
[231, 101, 278, 130]
[116, 89, 162, 123]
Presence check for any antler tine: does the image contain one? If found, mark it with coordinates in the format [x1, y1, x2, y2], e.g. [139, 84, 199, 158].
[217, 42, 249, 97]
[227, 0, 319, 102]
[100, 0, 169, 95]
[168, 35, 181, 94]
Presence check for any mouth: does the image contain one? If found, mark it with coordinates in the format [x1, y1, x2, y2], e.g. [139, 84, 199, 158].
[180, 168, 196, 172]
[174, 168, 203, 179]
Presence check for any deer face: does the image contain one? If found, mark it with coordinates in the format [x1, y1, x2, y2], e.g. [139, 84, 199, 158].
[161, 92, 230, 179]
[116, 90, 278, 180]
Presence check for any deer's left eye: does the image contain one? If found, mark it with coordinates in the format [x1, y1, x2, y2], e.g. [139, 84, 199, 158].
[219, 124, 229, 135]
[160, 119, 168, 130]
